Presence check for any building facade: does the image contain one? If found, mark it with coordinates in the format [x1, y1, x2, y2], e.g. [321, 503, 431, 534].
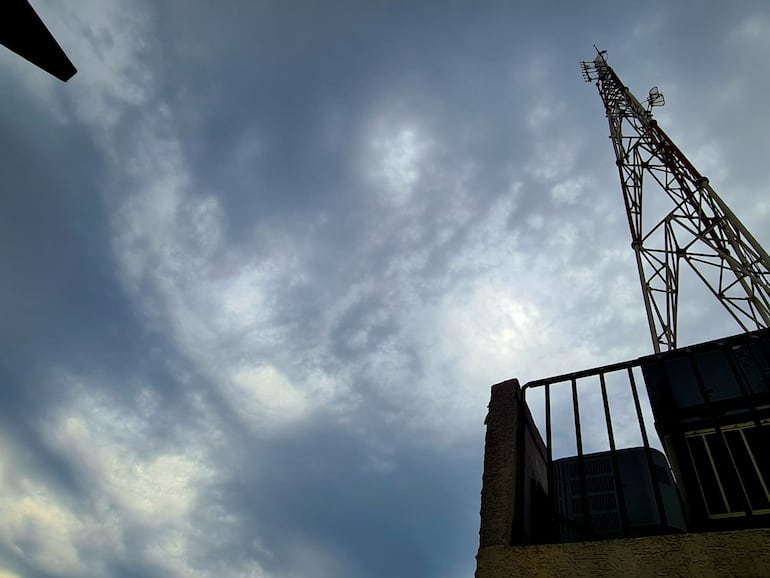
[477, 330, 770, 576]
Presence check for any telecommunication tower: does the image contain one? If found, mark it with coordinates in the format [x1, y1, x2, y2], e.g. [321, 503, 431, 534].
[580, 50, 770, 353]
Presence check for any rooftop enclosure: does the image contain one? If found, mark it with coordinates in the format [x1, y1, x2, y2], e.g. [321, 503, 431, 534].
[477, 329, 770, 577]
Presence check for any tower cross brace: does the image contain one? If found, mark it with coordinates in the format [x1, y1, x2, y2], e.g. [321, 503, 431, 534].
[581, 51, 770, 352]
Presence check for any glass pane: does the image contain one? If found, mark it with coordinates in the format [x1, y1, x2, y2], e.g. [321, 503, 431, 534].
[707, 433, 747, 514]
[725, 429, 770, 511]
[687, 435, 727, 516]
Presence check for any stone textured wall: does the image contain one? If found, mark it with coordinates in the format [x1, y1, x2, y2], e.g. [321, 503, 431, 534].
[477, 379, 520, 548]
[476, 528, 770, 577]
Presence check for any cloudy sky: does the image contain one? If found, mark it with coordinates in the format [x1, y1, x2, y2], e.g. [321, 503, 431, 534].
[2, 2, 770, 577]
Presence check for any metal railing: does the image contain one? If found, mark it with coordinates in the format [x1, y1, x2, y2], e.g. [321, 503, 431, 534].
[514, 328, 770, 544]
[518, 359, 670, 543]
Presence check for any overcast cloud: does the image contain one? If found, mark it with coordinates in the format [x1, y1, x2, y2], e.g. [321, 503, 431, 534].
[2, 2, 770, 577]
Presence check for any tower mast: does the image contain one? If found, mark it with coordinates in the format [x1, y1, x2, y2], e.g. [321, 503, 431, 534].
[580, 50, 770, 352]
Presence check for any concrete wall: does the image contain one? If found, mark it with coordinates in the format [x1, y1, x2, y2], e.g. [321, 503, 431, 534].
[478, 379, 520, 548]
[476, 529, 770, 577]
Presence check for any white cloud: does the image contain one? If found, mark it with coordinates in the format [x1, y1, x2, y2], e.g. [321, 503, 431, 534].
[229, 364, 308, 423]
[0, 478, 91, 576]
[74, 66, 336, 434]
[526, 213, 545, 230]
[728, 11, 770, 47]
[0, 425, 118, 577]
[17, 4, 301, 440]
[367, 121, 432, 207]
[1, 377, 272, 578]
[33, 0, 645, 455]
[143, 528, 269, 578]
[18, 0, 154, 132]
[526, 138, 578, 182]
[527, 103, 553, 129]
[42, 385, 209, 522]
[550, 176, 587, 205]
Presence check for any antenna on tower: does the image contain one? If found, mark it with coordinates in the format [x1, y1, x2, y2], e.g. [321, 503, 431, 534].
[581, 50, 770, 352]
[646, 86, 665, 111]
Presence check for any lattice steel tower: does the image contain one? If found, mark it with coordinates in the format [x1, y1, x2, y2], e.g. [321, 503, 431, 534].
[580, 50, 770, 353]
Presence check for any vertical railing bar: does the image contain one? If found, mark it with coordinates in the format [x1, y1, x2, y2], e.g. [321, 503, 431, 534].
[545, 381, 554, 541]
[545, 382, 553, 464]
[572, 377, 590, 538]
[514, 385, 526, 544]
[628, 364, 669, 527]
[600, 371, 629, 536]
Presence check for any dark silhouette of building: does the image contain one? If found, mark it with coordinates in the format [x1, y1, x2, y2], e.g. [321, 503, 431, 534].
[641, 330, 770, 532]
[476, 330, 770, 577]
